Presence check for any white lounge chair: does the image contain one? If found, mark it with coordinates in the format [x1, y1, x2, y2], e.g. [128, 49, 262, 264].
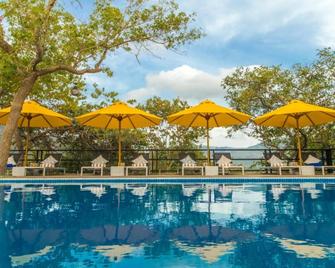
[81, 155, 108, 176]
[216, 154, 244, 175]
[304, 154, 335, 176]
[40, 154, 66, 176]
[181, 155, 204, 176]
[125, 155, 148, 176]
[266, 155, 300, 175]
[12, 154, 66, 177]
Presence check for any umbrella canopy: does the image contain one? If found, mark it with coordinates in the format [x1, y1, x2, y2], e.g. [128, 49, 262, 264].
[254, 100, 335, 165]
[0, 100, 72, 165]
[76, 101, 161, 129]
[76, 101, 161, 165]
[168, 100, 251, 164]
[0, 100, 72, 127]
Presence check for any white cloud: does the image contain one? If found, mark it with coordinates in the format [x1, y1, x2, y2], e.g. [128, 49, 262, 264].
[179, 0, 335, 46]
[123, 65, 237, 103]
[123, 64, 260, 148]
[201, 128, 260, 148]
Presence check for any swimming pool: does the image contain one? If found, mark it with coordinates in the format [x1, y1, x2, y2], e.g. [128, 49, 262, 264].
[1, 182, 335, 267]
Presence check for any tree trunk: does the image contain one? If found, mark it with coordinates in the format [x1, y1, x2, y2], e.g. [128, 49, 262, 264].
[0, 74, 38, 175]
[14, 128, 24, 165]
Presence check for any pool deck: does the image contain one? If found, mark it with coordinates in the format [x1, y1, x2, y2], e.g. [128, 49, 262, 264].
[1, 174, 335, 184]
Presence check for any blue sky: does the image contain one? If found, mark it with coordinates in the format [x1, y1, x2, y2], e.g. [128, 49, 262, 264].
[68, 0, 335, 147]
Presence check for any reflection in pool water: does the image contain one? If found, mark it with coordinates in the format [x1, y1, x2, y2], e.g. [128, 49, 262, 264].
[0, 183, 335, 267]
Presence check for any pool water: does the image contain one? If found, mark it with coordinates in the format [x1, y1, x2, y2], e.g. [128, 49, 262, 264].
[1, 182, 335, 267]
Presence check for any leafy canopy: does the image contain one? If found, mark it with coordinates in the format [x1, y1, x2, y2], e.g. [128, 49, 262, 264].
[0, 0, 202, 108]
[222, 48, 335, 149]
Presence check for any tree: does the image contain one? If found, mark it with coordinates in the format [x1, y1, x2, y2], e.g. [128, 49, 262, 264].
[0, 0, 202, 174]
[221, 48, 335, 151]
[139, 97, 205, 149]
[18, 96, 205, 171]
[138, 97, 206, 171]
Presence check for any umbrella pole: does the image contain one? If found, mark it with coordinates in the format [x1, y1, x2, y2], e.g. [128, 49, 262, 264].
[118, 119, 122, 166]
[295, 117, 302, 166]
[296, 128, 303, 166]
[23, 116, 31, 166]
[206, 118, 210, 165]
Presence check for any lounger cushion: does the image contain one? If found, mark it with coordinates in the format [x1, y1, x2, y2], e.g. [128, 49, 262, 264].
[267, 155, 284, 167]
[7, 156, 16, 166]
[41, 155, 58, 168]
[304, 155, 321, 166]
[132, 155, 148, 167]
[216, 155, 232, 167]
[91, 155, 108, 168]
[181, 155, 196, 167]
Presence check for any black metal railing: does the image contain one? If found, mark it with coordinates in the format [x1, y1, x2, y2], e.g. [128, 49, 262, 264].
[9, 147, 334, 174]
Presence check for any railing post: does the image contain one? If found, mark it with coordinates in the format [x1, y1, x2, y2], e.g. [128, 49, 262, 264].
[321, 149, 325, 165]
[156, 149, 159, 174]
[325, 149, 333, 166]
[212, 149, 215, 166]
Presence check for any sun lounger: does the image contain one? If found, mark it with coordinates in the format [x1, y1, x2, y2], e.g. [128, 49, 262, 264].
[265, 154, 301, 175]
[180, 154, 204, 176]
[12, 154, 66, 177]
[125, 155, 149, 176]
[40, 154, 66, 176]
[302, 153, 335, 175]
[81, 155, 108, 176]
[215, 153, 244, 175]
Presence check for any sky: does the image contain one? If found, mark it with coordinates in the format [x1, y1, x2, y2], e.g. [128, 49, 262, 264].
[70, 0, 335, 148]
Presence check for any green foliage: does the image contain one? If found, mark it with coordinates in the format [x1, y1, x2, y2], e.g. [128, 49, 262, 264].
[24, 96, 205, 170]
[0, 0, 202, 108]
[0, 0, 203, 158]
[32, 96, 205, 150]
[222, 48, 335, 149]
[138, 96, 206, 149]
[138, 97, 206, 171]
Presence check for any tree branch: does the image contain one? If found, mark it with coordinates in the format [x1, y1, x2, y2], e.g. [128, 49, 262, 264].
[37, 64, 102, 76]
[31, 0, 58, 70]
[46, 0, 57, 12]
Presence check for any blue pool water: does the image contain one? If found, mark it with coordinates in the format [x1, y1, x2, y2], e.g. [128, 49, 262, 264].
[0, 182, 335, 267]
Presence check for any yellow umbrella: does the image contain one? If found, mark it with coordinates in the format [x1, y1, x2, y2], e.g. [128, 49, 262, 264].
[254, 99, 335, 165]
[76, 101, 162, 165]
[167, 100, 251, 165]
[0, 100, 72, 165]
